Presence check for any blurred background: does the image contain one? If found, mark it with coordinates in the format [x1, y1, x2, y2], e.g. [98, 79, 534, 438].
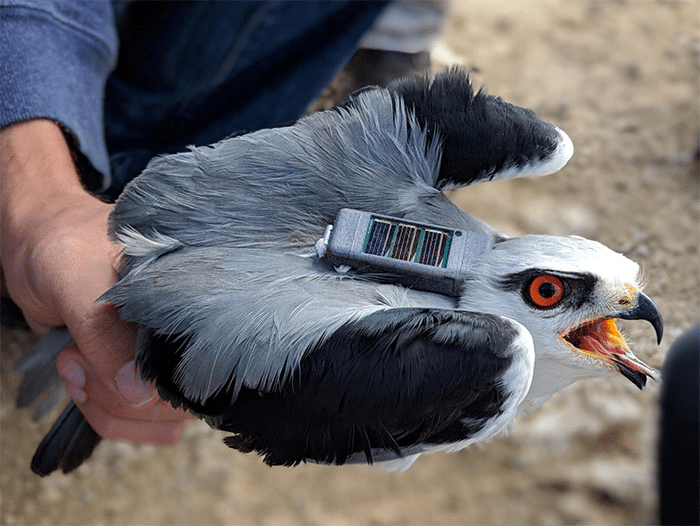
[2, 1, 698, 524]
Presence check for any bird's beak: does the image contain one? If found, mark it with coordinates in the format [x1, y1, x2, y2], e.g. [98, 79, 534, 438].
[561, 292, 663, 389]
[608, 291, 663, 388]
[614, 292, 664, 344]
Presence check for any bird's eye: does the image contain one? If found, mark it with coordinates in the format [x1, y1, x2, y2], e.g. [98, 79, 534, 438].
[527, 275, 566, 308]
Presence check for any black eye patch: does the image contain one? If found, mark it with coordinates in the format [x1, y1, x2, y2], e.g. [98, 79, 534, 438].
[497, 269, 597, 311]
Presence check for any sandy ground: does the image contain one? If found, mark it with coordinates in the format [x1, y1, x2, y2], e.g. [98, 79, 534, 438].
[1, 1, 699, 525]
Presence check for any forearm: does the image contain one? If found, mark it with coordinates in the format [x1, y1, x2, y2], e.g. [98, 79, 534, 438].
[1, 119, 85, 242]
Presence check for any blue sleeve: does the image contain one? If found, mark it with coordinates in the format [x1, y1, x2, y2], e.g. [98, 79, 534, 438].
[0, 0, 118, 190]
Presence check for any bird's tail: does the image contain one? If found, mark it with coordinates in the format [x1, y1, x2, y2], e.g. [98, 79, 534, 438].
[16, 329, 102, 476]
[30, 401, 101, 476]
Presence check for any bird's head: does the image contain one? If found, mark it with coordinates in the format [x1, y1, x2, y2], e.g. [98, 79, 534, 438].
[460, 235, 662, 403]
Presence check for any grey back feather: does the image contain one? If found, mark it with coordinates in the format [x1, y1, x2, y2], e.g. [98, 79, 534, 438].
[110, 89, 495, 258]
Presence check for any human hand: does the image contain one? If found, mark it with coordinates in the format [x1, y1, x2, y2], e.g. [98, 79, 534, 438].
[1, 119, 191, 445]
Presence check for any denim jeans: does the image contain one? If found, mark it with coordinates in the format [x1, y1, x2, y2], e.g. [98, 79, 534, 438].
[103, 0, 388, 199]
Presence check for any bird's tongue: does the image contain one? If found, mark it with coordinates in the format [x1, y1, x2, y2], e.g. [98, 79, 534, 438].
[566, 318, 659, 387]
[577, 318, 628, 356]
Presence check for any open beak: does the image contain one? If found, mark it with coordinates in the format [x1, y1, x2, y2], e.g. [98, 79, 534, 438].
[561, 292, 663, 389]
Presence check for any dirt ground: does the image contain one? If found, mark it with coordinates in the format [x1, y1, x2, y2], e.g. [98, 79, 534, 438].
[1, 1, 698, 525]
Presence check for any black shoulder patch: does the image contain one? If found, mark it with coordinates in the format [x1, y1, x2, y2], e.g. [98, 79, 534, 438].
[134, 308, 521, 467]
[135, 328, 244, 416]
[215, 308, 519, 466]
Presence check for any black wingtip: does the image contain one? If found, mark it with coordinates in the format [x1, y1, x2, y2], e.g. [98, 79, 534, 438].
[388, 69, 572, 188]
[30, 402, 102, 476]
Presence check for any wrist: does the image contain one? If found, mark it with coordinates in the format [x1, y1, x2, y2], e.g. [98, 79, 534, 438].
[0, 119, 84, 216]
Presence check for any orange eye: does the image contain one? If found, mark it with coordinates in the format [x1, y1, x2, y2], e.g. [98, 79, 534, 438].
[528, 275, 566, 308]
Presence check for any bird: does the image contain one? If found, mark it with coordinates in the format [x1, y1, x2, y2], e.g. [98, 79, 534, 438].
[20, 68, 663, 475]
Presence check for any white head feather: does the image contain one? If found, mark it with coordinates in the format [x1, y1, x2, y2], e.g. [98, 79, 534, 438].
[459, 235, 643, 405]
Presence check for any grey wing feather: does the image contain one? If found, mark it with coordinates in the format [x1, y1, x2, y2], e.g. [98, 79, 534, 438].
[103, 247, 456, 404]
[15, 330, 102, 476]
[16, 329, 74, 421]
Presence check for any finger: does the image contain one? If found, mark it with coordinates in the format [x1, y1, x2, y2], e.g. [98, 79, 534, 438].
[57, 347, 191, 423]
[24, 318, 54, 337]
[67, 388, 191, 445]
[114, 360, 157, 407]
[107, 242, 124, 273]
[71, 302, 140, 386]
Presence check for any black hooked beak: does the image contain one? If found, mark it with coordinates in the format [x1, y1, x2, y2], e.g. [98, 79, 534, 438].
[615, 292, 664, 344]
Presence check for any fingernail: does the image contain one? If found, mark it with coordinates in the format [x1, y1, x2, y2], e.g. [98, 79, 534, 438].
[60, 361, 86, 388]
[115, 360, 157, 407]
[66, 383, 87, 404]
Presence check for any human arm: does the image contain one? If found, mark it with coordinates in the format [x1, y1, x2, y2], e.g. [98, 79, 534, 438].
[0, 118, 191, 444]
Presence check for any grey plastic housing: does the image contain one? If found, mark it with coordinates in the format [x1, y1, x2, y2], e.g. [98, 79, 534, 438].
[320, 208, 494, 297]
